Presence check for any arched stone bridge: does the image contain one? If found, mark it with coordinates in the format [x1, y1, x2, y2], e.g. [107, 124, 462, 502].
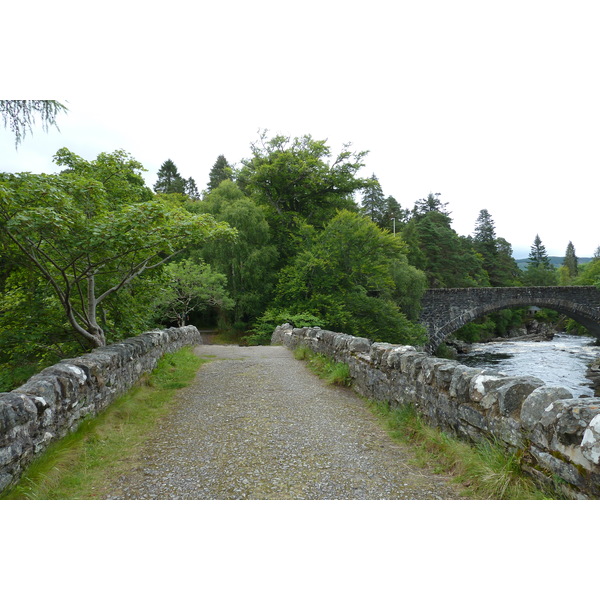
[420, 286, 600, 353]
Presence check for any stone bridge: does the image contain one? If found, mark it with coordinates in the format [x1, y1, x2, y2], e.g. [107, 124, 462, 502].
[420, 286, 600, 353]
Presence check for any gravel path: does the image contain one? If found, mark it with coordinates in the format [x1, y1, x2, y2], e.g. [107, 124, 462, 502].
[102, 345, 465, 500]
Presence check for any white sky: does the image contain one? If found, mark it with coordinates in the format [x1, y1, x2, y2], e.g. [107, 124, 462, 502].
[2, 0, 599, 258]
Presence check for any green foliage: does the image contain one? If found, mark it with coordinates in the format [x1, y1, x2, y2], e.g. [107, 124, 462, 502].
[238, 131, 368, 262]
[153, 159, 186, 194]
[154, 258, 234, 327]
[563, 241, 579, 279]
[574, 255, 600, 287]
[403, 207, 489, 288]
[193, 180, 279, 324]
[245, 310, 325, 345]
[455, 308, 527, 343]
[0, 148, 234, 348]
[472, 210, 521, 286]
[360, 175, 408, 232]
[207, 154, 233, 191]
[522, 234, 557, 286]
[272, 211, 426, 345]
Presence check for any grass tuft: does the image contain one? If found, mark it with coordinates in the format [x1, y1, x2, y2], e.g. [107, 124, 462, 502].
[1, 347, 206, 500]
[293, 346, 352, 387]
[365, 399, 567, 500]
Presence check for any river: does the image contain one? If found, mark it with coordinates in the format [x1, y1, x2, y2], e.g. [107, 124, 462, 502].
[456, 334, 600, 398]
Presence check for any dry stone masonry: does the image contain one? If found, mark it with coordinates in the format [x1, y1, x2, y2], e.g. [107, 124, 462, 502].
[272, 323, 600, 498]
[0, 326, 202, 494]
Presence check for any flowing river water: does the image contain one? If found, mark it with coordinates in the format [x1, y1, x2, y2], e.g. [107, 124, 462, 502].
[456, 334, 600, 398]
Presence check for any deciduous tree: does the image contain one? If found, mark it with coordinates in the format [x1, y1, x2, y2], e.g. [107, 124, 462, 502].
[154, 258, 234, 327]
[238, 131, 368, 261]
[272, 211, 426, 344]
[0, 148, 233, 348]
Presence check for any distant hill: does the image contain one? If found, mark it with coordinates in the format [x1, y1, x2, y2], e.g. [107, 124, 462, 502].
[515, 256, 593, 270]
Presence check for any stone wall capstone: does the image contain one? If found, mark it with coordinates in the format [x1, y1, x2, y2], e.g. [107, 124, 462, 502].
[0, 326, 202, 494]
[272, 323, 600, 498]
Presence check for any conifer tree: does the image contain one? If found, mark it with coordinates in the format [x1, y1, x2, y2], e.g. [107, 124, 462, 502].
[524, 234, 556, 285]
[184, 177, 200, 200]
[207, 155, 232, 191]
[563, 241, 578, 278]
[360, 174, 387, 225]
[528, 234, 552, 268]
[154, 159, 186, 194]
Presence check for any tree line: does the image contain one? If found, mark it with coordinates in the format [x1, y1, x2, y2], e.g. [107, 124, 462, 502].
[1, 116, 599, 390]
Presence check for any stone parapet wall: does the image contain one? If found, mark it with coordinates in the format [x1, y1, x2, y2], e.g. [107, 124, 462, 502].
[0, 326, 202, 494]
[272, 323, 600, 498]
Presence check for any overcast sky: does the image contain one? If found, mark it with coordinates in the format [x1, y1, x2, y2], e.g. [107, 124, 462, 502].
[3, 0, 599, 258]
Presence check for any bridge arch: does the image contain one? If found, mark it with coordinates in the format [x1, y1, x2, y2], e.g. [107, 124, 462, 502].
[419, 286, 600, 354]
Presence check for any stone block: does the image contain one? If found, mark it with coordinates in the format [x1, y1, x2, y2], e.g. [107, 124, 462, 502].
[489, 377, 545, 417]
[520, 386, 573, 430]
[449, 366, 482, 402]
[582, 414, 600, 464]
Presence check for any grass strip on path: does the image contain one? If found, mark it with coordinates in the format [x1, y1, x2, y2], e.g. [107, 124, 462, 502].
[1, 347, 206, 500]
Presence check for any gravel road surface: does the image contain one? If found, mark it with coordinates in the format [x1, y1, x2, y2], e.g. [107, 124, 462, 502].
[102, 344, 464, 500]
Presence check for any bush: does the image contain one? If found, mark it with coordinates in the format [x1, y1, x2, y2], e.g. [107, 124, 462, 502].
[245, 310, 325, 345]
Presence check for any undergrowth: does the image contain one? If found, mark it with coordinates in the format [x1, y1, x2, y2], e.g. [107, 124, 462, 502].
[1, 347, 206, 500]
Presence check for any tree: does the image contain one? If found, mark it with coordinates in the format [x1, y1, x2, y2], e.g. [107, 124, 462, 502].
[403, 205, 488, 288]
[154, 259, 234, 327]
[412, 192, 449, 217]
[193, 180, 279, 324]
[207, 155, 233, 191]
[1, 100, 67, 147]
[471, 210, 519, 286]
[272, 211, 426, 344]
[360, 174, 387, 224]
[528, 234, 552, 269]
[0, 148, 234, 348]
[184, 177, 200, 200]
[523, 235, 556, 286]
[563, 241, 578, 278]
[154, 159, 186, 194]
[238, 131, 368, 261]
[382, 195, 409, 233]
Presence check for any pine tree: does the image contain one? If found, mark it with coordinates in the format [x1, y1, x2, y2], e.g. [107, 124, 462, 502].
[207, 155, 232, 191]
[528, 234, 552, 268]
[412, 192, 449, 217]
[360, 174, 387, 225]
[184, 177, 200, 200]
[563, 241, 578, 278]
[473, 209, 506, 286]
[154, 159, 186, 194]
[524, 234, 556, 285]
[382, 195, 408, 233]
